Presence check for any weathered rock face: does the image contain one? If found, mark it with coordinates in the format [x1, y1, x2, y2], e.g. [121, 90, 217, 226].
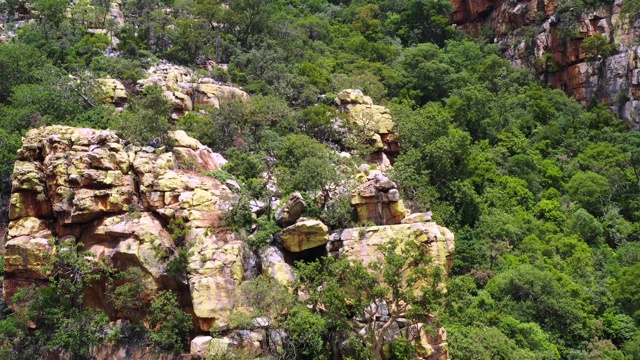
[137, 63, 249, 117]
[451, 0, 640, 128]
[4, 126, 453, 359]
[96, 78, 128, 107]
[279, 218, 330, 252]
[326, 220, 454, 359]
[275, 192, 306, 227]
[335, 222, 455, 276]
[351, 171, 408, 225]
[3, 126, 240, 332]
[336, 89, 399, 169]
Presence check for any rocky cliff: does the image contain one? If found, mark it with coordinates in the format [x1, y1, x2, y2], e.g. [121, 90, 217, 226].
[3, 124, 454, 359]
[451, 0, 640, 128]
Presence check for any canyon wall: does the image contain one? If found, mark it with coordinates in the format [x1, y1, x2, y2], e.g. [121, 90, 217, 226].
[451, 0, 640, 128]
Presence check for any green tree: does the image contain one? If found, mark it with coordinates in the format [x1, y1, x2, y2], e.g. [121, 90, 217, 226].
[581, 34, 616, 60]
[0, 43, 48, 102]
[565, 171, 611, 216]
[146, 291, 192, 354]
[297, 239, 444, 360]
[110, 85, 172, 145]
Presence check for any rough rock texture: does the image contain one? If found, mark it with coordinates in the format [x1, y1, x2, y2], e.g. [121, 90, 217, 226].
[259, 246, 294, 286]
[275, 192, 306, 227]
[2, 126, 240, 332]
[327, 221, 454, 359]
[336, 89, 399, 169]
[96, 78, 127, 107]
[451, 0, 640, 128]
[137, 63, 249, 117]
[336, 222, 455, 277]
[4, 125, 453, 359]
[279, 218, 329, 252]
[351, 171, 408, 225]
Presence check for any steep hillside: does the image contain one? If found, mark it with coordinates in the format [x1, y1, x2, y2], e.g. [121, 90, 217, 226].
[452, 0, 640, 128]
[1, 0, 640, 359]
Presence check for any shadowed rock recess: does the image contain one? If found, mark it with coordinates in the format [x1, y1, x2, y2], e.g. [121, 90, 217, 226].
[3, 125, 454, 359]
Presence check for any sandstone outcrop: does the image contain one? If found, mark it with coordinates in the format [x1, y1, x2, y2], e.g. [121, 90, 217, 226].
[326, 220, 454, 359]
[274, 192, 305, 227]
[451, 0, 640, 128]
[96, 78, 127, 107]
[334, 222, 455, 276]
[4, 125, 453, 359]
[336, 89, 399, 169]
[137, 63, 249, 116]
[279, 218, 329, 252]
[3, 126, 241, 332]
[351, 171, 408, 225]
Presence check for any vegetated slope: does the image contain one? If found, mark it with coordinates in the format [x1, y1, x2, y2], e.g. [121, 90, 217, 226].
[0, 0, 639, 359]
[451, 0, 640, 129]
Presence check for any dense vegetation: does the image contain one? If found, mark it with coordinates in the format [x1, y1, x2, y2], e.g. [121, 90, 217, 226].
[1, 0, 640, 359]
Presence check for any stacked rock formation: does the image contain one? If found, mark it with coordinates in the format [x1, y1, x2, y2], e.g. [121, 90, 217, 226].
[3, 126, 243, 333]
[336, 89, 399, 169]
[137, 63, 249, 117]
[4, 125, 453, 359]
[351, 170, 408, 225]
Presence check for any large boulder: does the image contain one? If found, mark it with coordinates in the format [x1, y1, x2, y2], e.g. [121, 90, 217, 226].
[337, 222, 455, 278]
[96, 78, 127, 106]
[275, 192, 306, 227]
[336, 89, 399, 170]
[259, 246, 294, 286]
[187, 228, 245, 331]
[194, 82, 250, 108]
[167, 130, 227, 172]
[279, 218, 329, 252]
[4, 234, 54, 280]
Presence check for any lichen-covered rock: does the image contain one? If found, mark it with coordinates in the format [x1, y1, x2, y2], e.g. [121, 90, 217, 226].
[96, 78, 127, 106]
[187, 228, 245, 331]
[335, 89, 373, 106]
[4, 125, 242, 334]
[137, 63, 248, 116]
[168, 130, 227, 172]
[351, 172, 408, 225]
[83, 213, 175, 279]
[401, 212, 433, 224]
[348, 104, 395, 135]
[259, 246, 294, 286]
[279, 218, 329, 252]
[338, 222, 455, 278]
[194, 82, 250, 108]
[190, 336, 213, 357]
[4, 234, 54, 280]
[9, 192, 52, 220]
[335, 89, 399, 169]
[275, 192, 306, 227]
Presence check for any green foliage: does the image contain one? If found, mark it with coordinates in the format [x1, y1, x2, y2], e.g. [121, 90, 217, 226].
[0, 0, 640, 357]
[168, 218, 190, 245]
[248, 216, 281, 250]
[146, 291, 192, 354]
[205, 169, 235, 183]
[581, 34, 617, 60]
[110, 85, 172, 145]
[107, 267, 150, 323]
[296, 239, 444, 359]
[166, 248, 189, 277]
[0, 43, 48, 102]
